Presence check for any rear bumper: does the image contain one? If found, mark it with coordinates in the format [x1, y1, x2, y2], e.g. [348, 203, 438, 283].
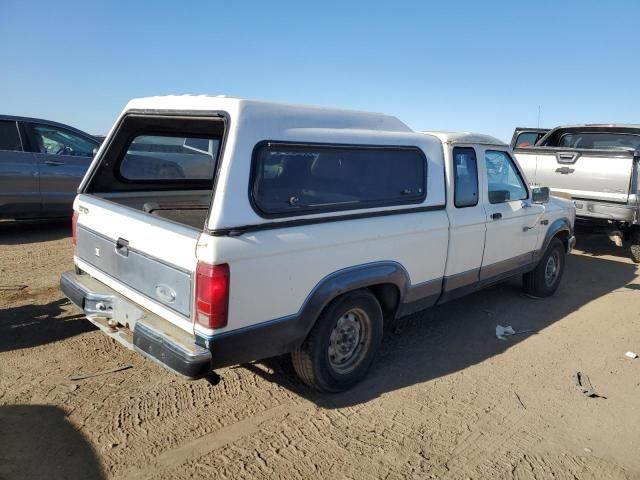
[573, 199, 638, 223]
[60, 271, 212, 379]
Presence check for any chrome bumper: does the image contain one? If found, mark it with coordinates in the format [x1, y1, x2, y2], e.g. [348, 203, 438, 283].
[573, 200, 638, 223]
[60, 271, 212, 379]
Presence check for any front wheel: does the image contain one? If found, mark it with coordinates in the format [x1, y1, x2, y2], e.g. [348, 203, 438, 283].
[523, 238, 566, 297]
[291, 290, 383, 392]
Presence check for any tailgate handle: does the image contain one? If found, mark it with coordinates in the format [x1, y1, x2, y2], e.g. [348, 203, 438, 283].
[115, 238, 129, 257]
[556, 152, 580, 164]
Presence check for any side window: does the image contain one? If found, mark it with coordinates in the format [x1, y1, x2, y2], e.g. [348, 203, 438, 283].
[29, 124, 96, 157]
[0, 121, 23, 152]
[452, 147, 478, 208]
[485, 150, 528, 204]
[515, 132, 540, 148]
[252, 143, 427, 217]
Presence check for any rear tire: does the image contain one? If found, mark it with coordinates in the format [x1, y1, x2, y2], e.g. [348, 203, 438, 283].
[630, 227, 640, 264]
[523, 238, 566, 297]
[291, 290, 383, 392]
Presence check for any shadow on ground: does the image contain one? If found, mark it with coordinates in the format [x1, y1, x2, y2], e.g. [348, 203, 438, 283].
[0, 405, 104, 480]
[574, 225, 639, 263]
[245, 248, 638, 408]
[0, 297, 96, 353]
[0, 219, 70, 245]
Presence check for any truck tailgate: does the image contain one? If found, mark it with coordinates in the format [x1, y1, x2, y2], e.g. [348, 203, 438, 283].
[74, 194, 200, 331]
[517, 149, 634, 203]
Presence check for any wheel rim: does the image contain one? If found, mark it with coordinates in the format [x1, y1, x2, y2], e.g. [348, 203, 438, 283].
[328, 308, 371, 374]
[544, 250, 561, 287]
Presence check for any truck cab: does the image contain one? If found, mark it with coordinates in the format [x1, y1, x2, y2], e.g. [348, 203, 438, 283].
[60, 97, 575, 392]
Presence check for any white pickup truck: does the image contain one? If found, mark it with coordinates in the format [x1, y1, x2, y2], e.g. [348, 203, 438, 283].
[61, 96, 575, 392]
[513, 125, 640, 262]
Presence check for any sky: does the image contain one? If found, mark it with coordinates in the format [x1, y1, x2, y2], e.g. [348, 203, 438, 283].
[1, 0, 639, 142]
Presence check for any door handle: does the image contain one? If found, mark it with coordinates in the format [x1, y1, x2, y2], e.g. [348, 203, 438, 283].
[44, 160, 65, 166]
[115, 238, 129, 257]
[490, 212, 502, 220]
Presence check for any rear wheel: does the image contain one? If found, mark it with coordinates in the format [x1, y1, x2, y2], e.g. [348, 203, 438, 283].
[291, 290, 383, 392]
[523, 238, 566, 297]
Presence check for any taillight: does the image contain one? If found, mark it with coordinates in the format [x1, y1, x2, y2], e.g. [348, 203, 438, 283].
[195, 262, 229, 329]
[72, 211, 79, 246]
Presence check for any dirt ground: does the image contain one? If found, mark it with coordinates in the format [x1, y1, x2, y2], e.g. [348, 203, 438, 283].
[1, 221, 639, 480]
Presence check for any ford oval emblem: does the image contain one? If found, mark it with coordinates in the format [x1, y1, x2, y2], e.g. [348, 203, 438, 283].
[155, 284, 176, 304]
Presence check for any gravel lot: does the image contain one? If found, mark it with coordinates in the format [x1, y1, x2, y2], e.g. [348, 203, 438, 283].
[1, 222, 639, 480]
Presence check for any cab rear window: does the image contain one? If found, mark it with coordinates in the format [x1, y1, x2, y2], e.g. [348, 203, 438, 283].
[251, 142, 427, 217]
[119, 134, 220, 181]
[557, 132, 640, 150]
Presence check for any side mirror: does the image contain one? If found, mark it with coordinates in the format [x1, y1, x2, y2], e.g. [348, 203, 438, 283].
[532, 186, 550, 204]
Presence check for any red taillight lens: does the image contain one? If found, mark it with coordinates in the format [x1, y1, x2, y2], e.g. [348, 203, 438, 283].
[72, 211, 79, 246]
[195, 262, 229, 329]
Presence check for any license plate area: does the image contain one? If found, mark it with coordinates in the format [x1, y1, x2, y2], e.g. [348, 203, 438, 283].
[76, 226, 193, 318]
[84, 292, 145, 331]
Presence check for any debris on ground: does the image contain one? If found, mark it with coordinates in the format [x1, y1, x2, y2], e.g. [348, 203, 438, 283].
[0, 284, 27, 291]
[625, 351, 638, 359]
[608, 230, 624, 248]
[514, 391, 526, 410]
[575, 371, 606, 399]
[496, 325, 534, 340]
[69, 365, 133, 381]
[69, 383, 79, 392]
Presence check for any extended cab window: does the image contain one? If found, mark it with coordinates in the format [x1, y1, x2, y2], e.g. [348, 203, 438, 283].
[485, 150, 528, 204]
[0, 121, 22, 152]
[453, 147, 478, 207]
[252, 143, 426, 217]
[119, 135, 220, 181]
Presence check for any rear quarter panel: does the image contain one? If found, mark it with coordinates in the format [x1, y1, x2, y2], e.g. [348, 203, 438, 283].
[197, 211, 449, 337]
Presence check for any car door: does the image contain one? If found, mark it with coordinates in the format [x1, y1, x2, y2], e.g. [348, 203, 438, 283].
[441, 146, 487, 299]
[480, 148, 544, 281]
[25, 122, 97, 217]
[0, 120, 40, 219]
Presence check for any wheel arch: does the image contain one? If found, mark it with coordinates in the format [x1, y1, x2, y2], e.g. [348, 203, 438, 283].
[540, 217, 572, 255]
[296, 261, 410, 342]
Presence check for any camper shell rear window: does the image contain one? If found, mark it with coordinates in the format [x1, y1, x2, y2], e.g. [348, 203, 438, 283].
[85, 113, 226, 193]
[251, 142, 427, 218]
